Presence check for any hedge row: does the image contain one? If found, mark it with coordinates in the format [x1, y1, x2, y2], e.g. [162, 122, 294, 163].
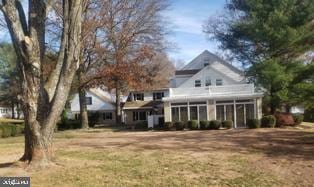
[163, 120, 233, 131]
[248, 113, 303, 129]
[57, 119, 81, 130]
[0, 123, 25, 138]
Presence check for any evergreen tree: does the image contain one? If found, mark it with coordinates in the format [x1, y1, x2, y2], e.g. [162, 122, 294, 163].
[204, 0, 314, 113]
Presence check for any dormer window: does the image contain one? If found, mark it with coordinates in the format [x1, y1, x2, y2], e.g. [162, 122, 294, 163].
[216, 79, 223, 86]
[195, 80, 201, 87]
[153, 92, 164, 100]
[133, 93, 144, 101]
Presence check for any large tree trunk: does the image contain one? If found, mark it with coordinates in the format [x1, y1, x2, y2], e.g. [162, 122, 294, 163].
[78, 85, 89, 129]
[115, 82, 122, 125]
[1, 0, 83, 168]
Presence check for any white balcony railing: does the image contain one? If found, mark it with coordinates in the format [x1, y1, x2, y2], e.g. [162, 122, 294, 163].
[169, 84, 254, 97]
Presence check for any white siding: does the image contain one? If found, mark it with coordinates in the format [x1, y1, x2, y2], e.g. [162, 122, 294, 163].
[178, 66, 241, 88]
[70, 91, 115, 112]
[211, 61, 244, 82]
[173, 75, 193, 88]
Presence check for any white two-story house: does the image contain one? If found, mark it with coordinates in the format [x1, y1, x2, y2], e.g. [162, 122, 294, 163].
[163, 50, 263, 128]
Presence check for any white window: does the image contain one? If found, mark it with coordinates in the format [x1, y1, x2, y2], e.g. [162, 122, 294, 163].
[216, 79, 223, 86]
[205, 76, 211, 86]
[103, 112, 113, 120]
[133, 93, 144, 101]
[133, 111, 147, 121]
[86, 97, 92, 105]
[195, 80, 201, 87]
[0, 109, 8, 114]
[153, 92, 164, 100]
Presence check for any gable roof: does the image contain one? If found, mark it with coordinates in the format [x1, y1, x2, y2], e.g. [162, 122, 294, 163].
[123, 101, 163, 109]
[181, 50, 243, 75]
[175, 69, 201, 75]
[89, 88, 115, 105]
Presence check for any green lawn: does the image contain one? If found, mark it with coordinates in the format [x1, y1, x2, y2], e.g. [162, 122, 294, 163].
[0, 125, 313, 187]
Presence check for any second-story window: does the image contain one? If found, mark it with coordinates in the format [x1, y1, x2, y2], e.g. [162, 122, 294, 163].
[86, 97, 92, 105]
[216, 79, 223, 86]
[153, 92, 164, 100]
[205, 76, 211, 86]
[133, 93, 144, 101]
[195, 80, 201, 87]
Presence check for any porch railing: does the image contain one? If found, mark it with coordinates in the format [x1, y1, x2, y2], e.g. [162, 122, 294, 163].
[169, 84, 254, 97]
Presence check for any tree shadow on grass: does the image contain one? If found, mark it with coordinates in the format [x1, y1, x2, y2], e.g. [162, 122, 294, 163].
[0, 162, 14, 168]
[68, 128, 314, 161]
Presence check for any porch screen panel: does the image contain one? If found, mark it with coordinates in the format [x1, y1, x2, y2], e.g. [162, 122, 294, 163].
[199, 106, 207, 121]
[245, 104, 255, 120]
[216, 105, 224, 121]
[180, 107, 188, 122]
[171, 107, 179, 122]
[226, 105, 234, 122]
[189, 106, 198, 120]
[236, 104, 245, 127]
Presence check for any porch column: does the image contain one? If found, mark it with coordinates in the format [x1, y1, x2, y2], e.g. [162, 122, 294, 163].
[164, 101, 171, 122]
[256, 97, 263, 119]
[207, 100, 215, 121]
[233, 100, 237, 128]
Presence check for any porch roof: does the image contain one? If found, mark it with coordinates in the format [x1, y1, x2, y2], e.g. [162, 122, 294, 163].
[123, 101, 163, 110]
[162, 93, 263, 102]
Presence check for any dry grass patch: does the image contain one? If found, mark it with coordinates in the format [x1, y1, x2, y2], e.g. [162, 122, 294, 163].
[27, 148, 280, 187]
[0, 127, 313, 186]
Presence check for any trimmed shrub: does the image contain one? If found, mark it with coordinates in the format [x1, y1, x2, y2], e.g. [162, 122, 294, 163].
[209, 120, 221, 130]
[247, 119, 261, 129]
[175, 121, 185, 130]
[9, 124, 17, 136]
[88, 112, 100, 127]
[304, 108, 314, 122]
[0, 125, 12, 138]
[0, 123, 24, 138]
[200, 120, 210, 130]
[293, 114, 304, 125]
[275, 112, 295, 127]
[187, 120, 198, 130]
[57, 120, 81, 130]
[261, 115, 276, 128]
[15, 124, 25, 135]
[222, 120, 233, 129]
[164, 122, 173, 130]
[135, 121, 148, 129]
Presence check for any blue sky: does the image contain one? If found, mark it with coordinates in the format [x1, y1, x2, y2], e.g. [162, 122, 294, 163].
[0, 0, 226, 65]
[163, 0, 225, 64]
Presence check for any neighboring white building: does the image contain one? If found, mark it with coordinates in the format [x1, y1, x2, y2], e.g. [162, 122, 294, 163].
[163, 50, 264, 128]
[68, 88, 117, 125]
[0, 104, 22, 119]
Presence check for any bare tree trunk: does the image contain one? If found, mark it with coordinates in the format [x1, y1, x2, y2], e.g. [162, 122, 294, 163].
[285, 104, 291, 113]
[11, 101, 15, 119]
[78, 82, 89, 128]
[115, 81, 122, 125]
[17, 102, 20, 119]
[0, 0, 83, 168]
